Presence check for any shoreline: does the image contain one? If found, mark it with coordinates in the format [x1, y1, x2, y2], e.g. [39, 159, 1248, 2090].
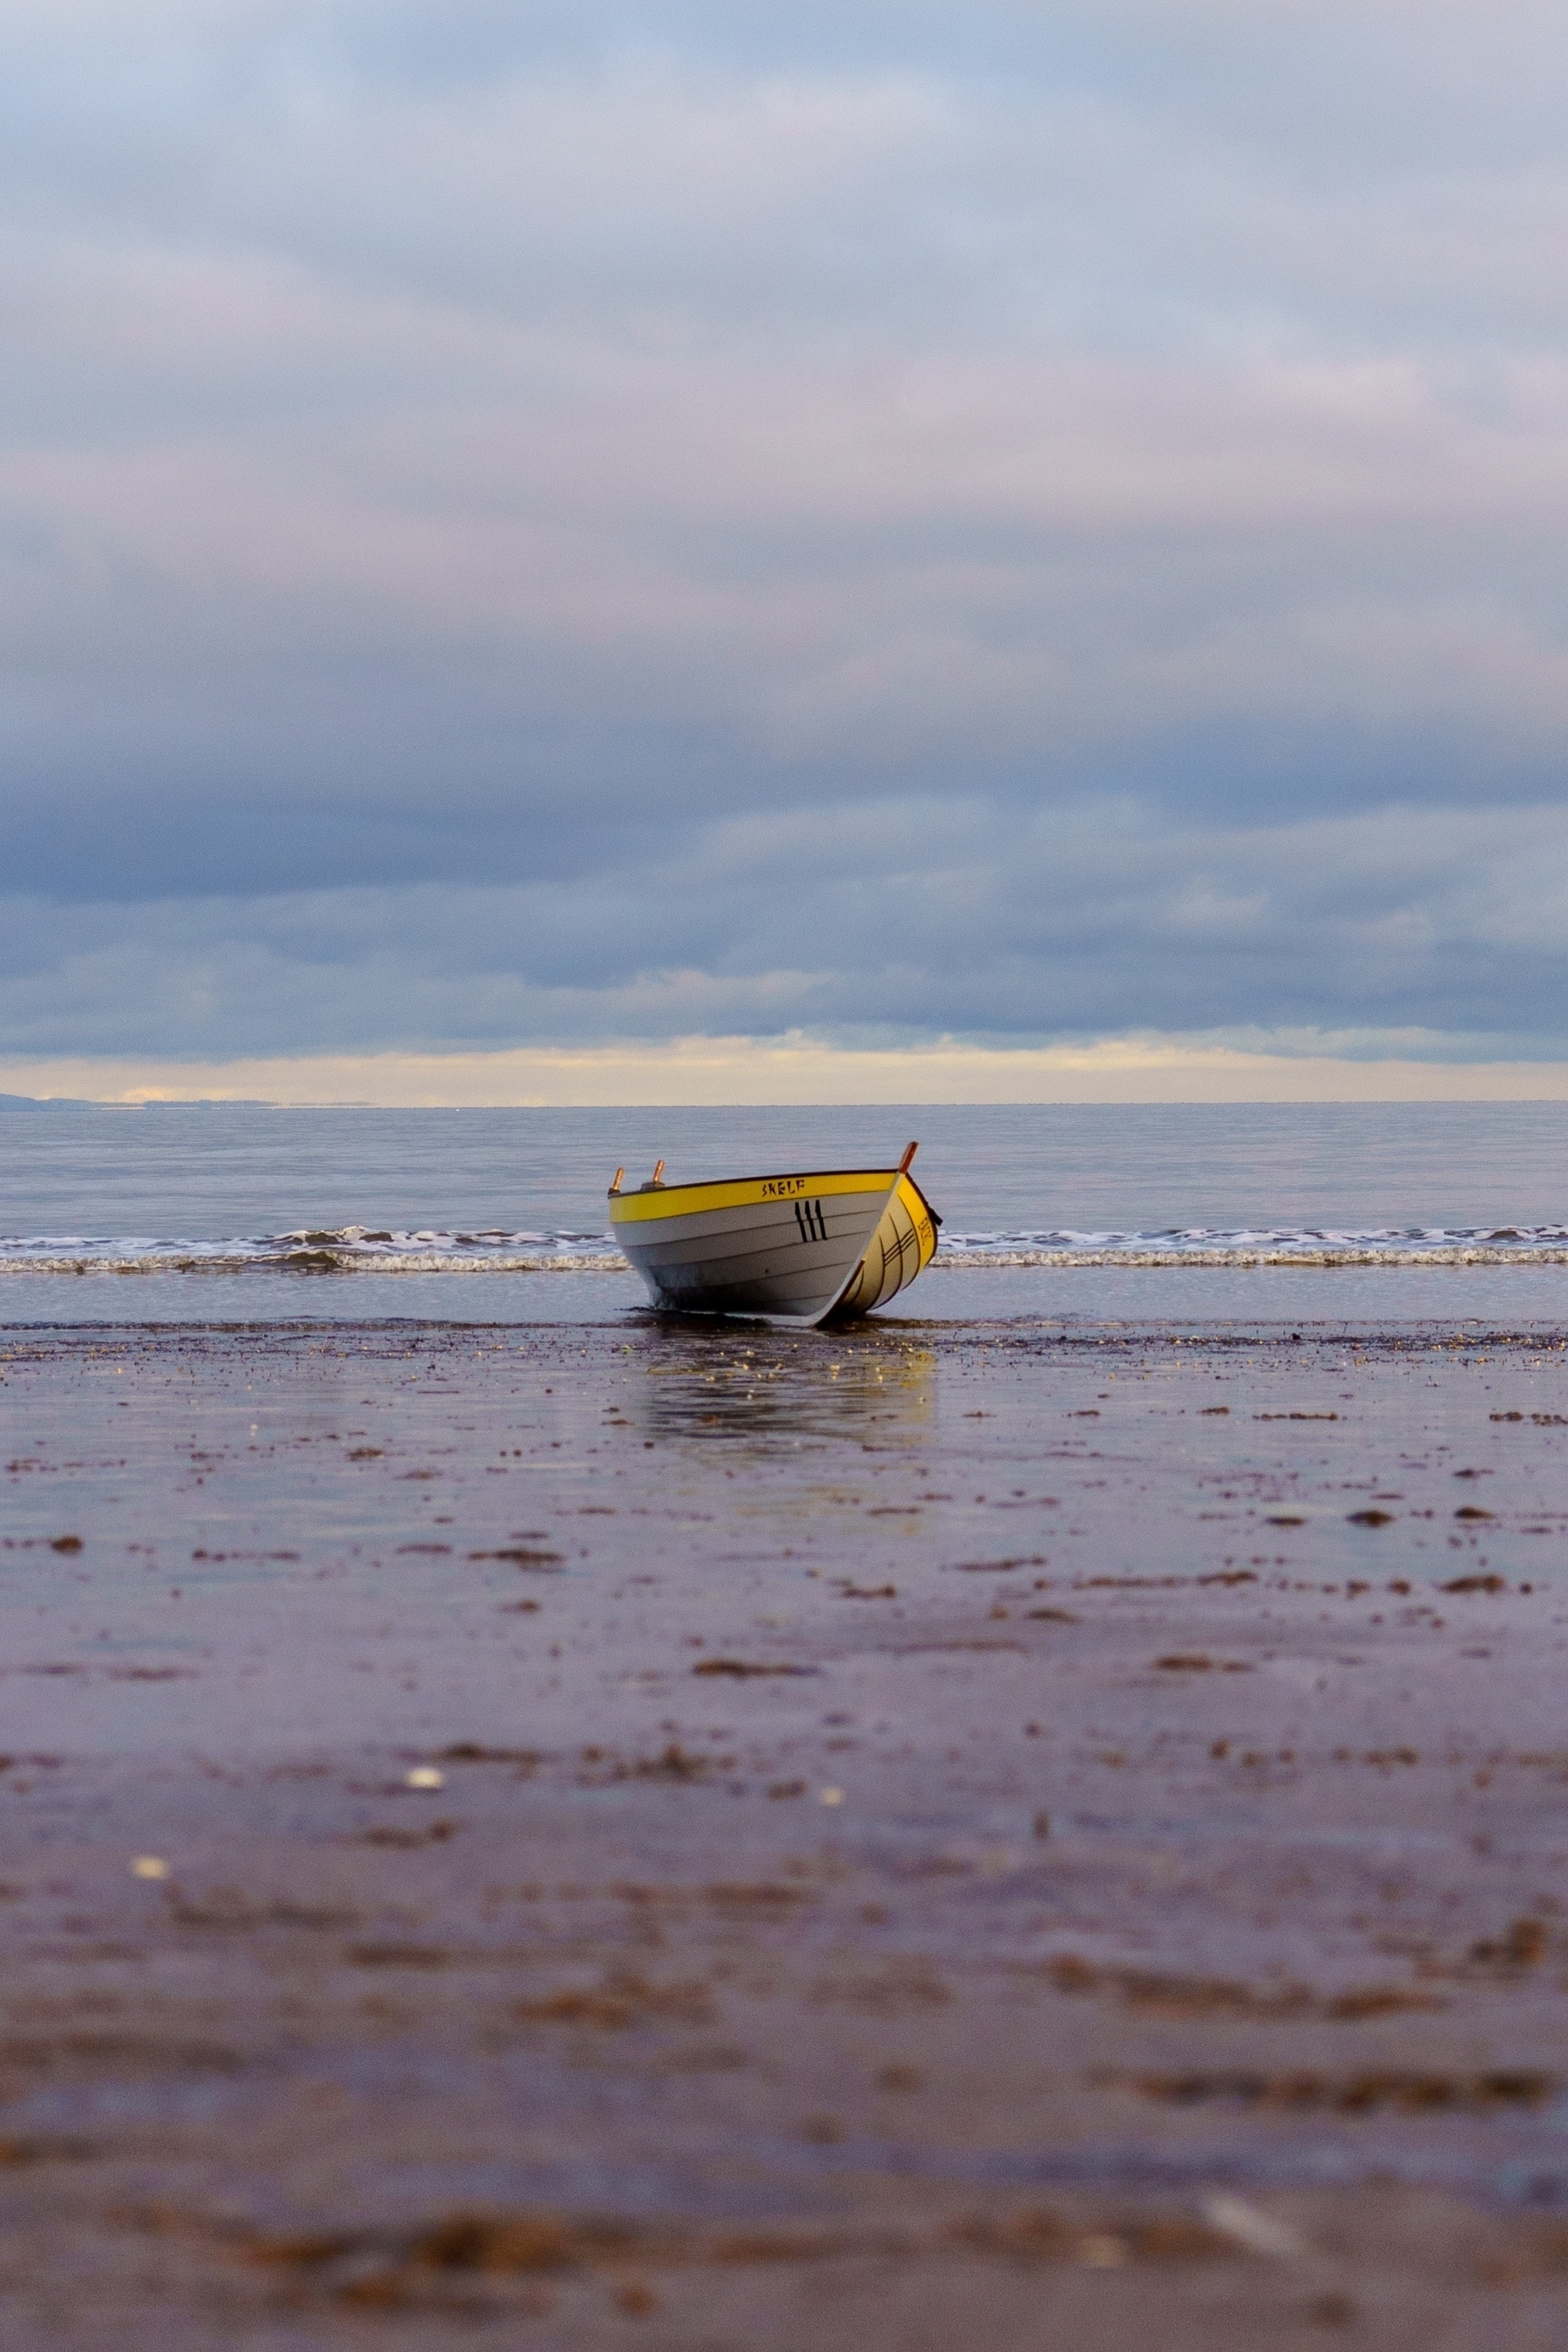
[4, 1258, 1568, 1331]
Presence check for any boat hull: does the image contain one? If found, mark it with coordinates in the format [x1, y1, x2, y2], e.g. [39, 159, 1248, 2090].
[609, 1168, 939, 1323]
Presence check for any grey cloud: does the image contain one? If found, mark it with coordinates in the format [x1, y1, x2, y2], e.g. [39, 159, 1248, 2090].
[3, 0, 1568, 1055]
[4, 792, 1568, 1056]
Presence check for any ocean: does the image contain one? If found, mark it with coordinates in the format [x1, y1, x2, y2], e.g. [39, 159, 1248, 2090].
[3, 1098, 1566, 1323]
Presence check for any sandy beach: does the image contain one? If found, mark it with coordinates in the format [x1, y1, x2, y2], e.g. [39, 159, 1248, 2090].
[3, 1310, 1568, 2346]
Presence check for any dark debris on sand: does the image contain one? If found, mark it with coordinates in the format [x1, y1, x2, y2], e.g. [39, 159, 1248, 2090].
[3, 1319, 1568, 2346]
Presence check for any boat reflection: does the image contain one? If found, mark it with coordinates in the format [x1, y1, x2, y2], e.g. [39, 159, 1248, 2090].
[630, 1326, 937, 1447]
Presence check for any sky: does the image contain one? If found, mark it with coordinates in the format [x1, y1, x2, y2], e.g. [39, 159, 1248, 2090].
[3, 0, 1568, 1099]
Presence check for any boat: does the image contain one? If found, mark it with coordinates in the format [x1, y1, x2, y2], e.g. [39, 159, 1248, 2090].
[608, 1142, 941, 1323]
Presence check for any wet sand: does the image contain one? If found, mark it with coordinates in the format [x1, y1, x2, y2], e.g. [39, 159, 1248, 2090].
[3, 1313, 1568, 2347]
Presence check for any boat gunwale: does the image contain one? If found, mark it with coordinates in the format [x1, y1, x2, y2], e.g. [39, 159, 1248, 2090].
[609, 1166, 940, 1229]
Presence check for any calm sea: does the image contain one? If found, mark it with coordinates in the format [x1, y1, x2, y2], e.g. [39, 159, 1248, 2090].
[2, 1100, 1566, 1325]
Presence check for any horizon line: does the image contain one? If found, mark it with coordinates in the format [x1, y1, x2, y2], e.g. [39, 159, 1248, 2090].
[7, 1034, 1568, 1106]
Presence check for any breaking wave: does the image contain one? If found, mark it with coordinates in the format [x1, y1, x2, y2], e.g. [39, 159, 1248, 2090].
[936, 1224, 1568, 1267]
[4, 1222, 1568, 1274]
[0, 1227, 625, 1275]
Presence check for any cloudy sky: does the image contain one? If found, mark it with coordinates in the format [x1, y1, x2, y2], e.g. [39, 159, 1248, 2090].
[4, 0, 1568, 1094]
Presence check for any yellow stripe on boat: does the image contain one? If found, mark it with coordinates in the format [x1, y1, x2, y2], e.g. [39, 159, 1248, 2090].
[609, 1167, 896, 1227]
